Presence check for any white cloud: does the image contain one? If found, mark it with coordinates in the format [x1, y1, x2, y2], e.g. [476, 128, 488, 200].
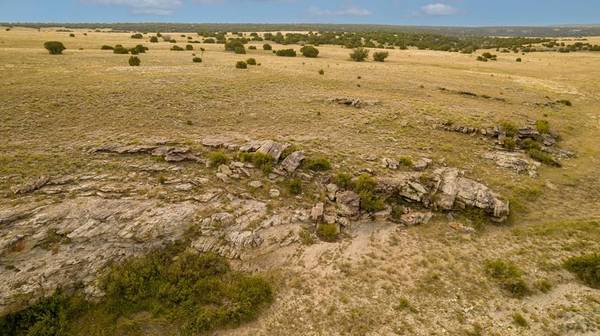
[421, 3, 458, 16]
[308, 5, 372, 17]
[88, 0, 183, 15]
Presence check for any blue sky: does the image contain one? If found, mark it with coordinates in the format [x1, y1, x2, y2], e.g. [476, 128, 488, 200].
[0, 1, 597, 26]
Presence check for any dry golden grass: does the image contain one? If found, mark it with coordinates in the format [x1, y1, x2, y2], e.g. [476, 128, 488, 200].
[1, 27, 600, 335]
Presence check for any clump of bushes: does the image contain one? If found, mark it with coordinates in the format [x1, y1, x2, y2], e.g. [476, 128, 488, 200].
[239, 152, 274, 173]
[276, 49, 297, 57]
[373, 51, 389, 62]
[500, 120, 518, 137]
[128, 56, 141, 66]
[236, 61, 248, 69]
[334, 172, 354, 190]
[300, 45, 319, 58]
[304, 156, 331, 171]
[208, 151, 229, 167]
[186, 44, 194, 50]
[353, 174, 384, 213]
[564, 254, 600, 288]
[43, 41, 66, 55]
[130, 44, 147, 54]
[101, 45, 114, 50]
[484, 259, 530, 298]
[520, 138, 540, 151]
[130, 33, 143, 39]
[0, 248, 273, 336]
[150, 36, 159, 43]
[535, 120, 550, 134]
[246, 58, 257, 65]
[113, 45, 129, 54]
[527, 149, 560, 167]
[263, 43, 272, 50]
[350, 48, 369, 62]
[171, 45, 184, 51]
[193, 57, 202, 63]
[317, 223, 339, 242]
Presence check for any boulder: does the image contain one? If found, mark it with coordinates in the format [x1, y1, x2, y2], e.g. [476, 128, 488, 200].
[483, 151, 540, 177]
[310, 202, 324, 222]
[326, 183, 339, 201]
[281, 151, 305, 173]
[257, 141, 289, 161]
[382, 158, 399, 170]
[413, 158, 432, 171]
[336, 191, 360, 217]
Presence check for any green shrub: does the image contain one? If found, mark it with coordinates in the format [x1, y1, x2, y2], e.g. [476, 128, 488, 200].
[150, 36, 159, 43]
[318, 69, 325, 75]
[236, 61, 248, 69]
[520, 138, 541, 151]
[535, 120, 550, 134]
[276, 49, 297, 57]
[131, 33, 143, 39]
[246, 58, 257, 65]
[353, 174, 376, 193]
[263, 43, 272, 50]
[334, 173, 354, 190]
[248, 45, 257, 50]
[280, 145, 300, 159]
[171, 45, 184, 51]
[300, 45, 319, 58]
[527, 149, 560, 167]
[240, 152, 274, 173]
[43, 41, 66, 55]
[128, 56, 141, 67]
[350, 48, 369, 62]
[500, 121, 518, 137]
[304, 156, 331, 171]
[113, 46, 129, 54]
[512, 313, 529, 328]
[186, 44, 194, 50]
[287, 178, 302, 195]
[359, 191, 385, 213]
[101, 45, 114, 50]
[317, 223, 339, 242]
[193, 57, 203, 63]
[130, 44, 147, 54]
[398, 156, 413, 167]
[564, 254, 600, 288]
[208, 151, 229, 167]
[234, 46, 246, 54]
[503, 137, 516, 151]
[484, 259, 530, 298]
[373, 51, 389, 62]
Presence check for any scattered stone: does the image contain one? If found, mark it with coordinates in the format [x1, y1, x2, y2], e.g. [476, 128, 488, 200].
[12, 176, 50, 194]
[413, 158, 432, 171]
[329, 97, 380, 108]
[336, 191, 360, 217]
[201, 137, 230, 148]
[310, 202, 324, 222]
[218, 164, 232, 176]
[326, 183, 339, 201]
[249, 181, 263, 188]
[239, 140, 265, 152]
[483, 151, 540, 177]
[449, 221, 476, 233]
[269, 189, 280, 198]
[382, 158, 399, 170]
[257, 141, 289, 161]
[400, 211, 433, 226]
[281, 151, 305, 173]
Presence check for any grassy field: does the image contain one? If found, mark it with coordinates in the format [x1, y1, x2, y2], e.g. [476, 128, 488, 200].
[1, 26, 599, 335]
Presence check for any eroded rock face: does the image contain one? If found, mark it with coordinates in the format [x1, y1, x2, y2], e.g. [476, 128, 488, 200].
[0, 198, 199, 314]
[336, 191, 360, 217]
[11, 176, 50, 194]
[483, 151, 540, 177]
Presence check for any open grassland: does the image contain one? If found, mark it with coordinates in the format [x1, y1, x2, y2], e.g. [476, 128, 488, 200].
[1, 26, 599, 335]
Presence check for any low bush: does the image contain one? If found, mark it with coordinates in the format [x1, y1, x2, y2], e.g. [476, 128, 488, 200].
[304, 156, 331, 171]
[246, 58, 257, 65]
[276, 49, 297, 57]
[248, 45, 257, 50]
[359, 191, 385, 213]
[398, 157, 413, 167]
[503, 137, 517, 151]
[317, 223, 339, 242]
[186, 44, 194, 50]
[287, 178, 302, 195]
[527, 149, 560, 167]
[373, 51, 389, 62]
[516, 57, 522, 62]
[512, 313, 529, 328]
[131, 33, 143, 39]
[334, 173, 354, 190]
[318, 69, 325, 75]
[353, 174, 376, 193]
[236, 61, 248, 69]
[150, 36, 159, 43]
[519, 138, 540, 151]
[564, 254, 600, 288]
[130, 44, 147, 54]
[500, 121, 518, 137]
[128, 56, 141, 66]
[193, 57, 203, 63]
[350, 48, 369, 62]
[208, 151, 229, 167]
[240, 152, 274, 173]
[300, 45, 319, 58]
[43, 41, 66, 55]
[101, 45, 114, 50]
[535, 120, 550, 134]
[171, 45, 184, 51]
[263, 43, 272, 50]
[113, 46, 129, 54]
[557, 99, 572, 106]
[485, 259, 530, 298]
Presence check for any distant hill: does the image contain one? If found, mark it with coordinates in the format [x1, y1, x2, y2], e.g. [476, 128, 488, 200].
[2, 22, 600, 37]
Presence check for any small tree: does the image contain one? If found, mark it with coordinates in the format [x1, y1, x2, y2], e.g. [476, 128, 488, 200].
[131, 33, 143, 39]
[186, 44, 194, 51]
[128, 56, 141, 66]
[171, 45, 184, 51]
[350, 48, 369, 62]
[300, 45, 319, 58]
[263, 43, 272, 50]
[113, 46, 130, 54]
[101, 45, 114, 50]
[373, 51, 389, 62]
[150, 36, 159, 43]
[275, 49, 297, 57]
[44, 41, 66, 55]
[236, 61, 248, 69]
[246, 58, 257, 65]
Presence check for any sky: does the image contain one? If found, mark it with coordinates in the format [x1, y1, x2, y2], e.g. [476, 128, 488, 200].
[0, 0, 598, 26]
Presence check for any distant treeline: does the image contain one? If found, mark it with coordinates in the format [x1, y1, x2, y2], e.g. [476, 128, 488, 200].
[3, 22, 600, 37]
